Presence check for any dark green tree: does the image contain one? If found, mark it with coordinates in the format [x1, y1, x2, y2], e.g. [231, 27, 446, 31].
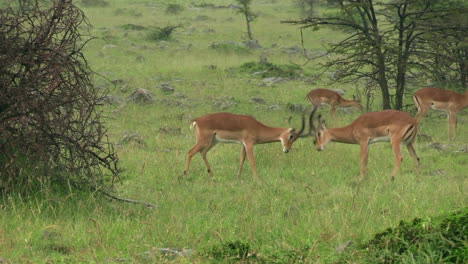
[236, 0, 257, 40]
[285, 0, 467, 110]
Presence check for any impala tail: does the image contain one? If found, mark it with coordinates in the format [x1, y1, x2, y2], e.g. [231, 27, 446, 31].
[189, 121, 197, 131]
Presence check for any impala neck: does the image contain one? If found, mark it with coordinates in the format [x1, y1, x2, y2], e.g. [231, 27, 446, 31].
[256, 126, 287, 144]
[328, 125, 356, 144]
[463, 90, 468, 108]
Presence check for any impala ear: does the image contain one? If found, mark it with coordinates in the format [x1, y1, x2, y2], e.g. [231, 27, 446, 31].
[288, 128, 295, 133]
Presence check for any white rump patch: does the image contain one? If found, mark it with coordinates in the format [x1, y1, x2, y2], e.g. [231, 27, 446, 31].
[189, 121, 197, 130]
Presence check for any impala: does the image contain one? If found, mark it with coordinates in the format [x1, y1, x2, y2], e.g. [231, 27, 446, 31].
[413, 87, 468, 139]
[306, 88, 362, 117]
[309, 108, 419, 181]
[183, 112, 310, 181]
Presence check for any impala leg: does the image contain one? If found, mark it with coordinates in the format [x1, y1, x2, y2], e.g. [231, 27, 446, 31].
[201, 141, 216, 182]
[237, 145, 247, 180]
[448, 111, 457, 140]
[330, 104, 336, 118]
[358, 142, 369, 182]
[390, 140, 403, 181]
[244, 142, 260, 181]
[406, 142, 420, 176]
[183, 144, 202, 177]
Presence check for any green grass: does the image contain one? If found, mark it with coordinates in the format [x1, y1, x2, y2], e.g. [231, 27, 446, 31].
[1, 0, 467, 263]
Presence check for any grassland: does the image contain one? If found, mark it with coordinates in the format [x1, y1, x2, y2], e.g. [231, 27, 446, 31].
[0, 0, 466, 263]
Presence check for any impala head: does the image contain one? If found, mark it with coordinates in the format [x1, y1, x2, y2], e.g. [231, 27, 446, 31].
[281, 115, 308, 153]
[309, 107, 331, 151]
[352, 95, 364, 111]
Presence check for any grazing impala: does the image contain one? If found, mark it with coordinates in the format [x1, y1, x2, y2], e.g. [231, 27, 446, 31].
[413, 87, 468, 139]
[306, 88, 362, 117]
[309, 107, 419, 181]
[183, 112, 310, 181]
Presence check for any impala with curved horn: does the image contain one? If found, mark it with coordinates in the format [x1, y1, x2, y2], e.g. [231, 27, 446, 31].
[309, 107, 419, 181]
[306, 88, 362, 118]
[183, 112, 310, 181]
[413, 87, 468, 139]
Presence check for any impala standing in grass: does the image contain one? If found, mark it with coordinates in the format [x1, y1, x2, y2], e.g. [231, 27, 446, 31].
[306, 88, 362, 118]
[309, 107, 419, 181]
[413, 87, 468, 139]
[183, 112, 310, 182]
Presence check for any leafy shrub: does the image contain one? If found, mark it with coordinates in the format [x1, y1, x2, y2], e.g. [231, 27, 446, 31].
[210, 41, 251, 55]
[232, 61, 303, 78]
[81, 0, 108, 7]
[165, 3, 184, 14]
[203, 240, 253, 263]
[120, 24, 147, 31]
[0, 0, 119, 193]
[335, 209, 468, 263]
[147, 25, 181, 41]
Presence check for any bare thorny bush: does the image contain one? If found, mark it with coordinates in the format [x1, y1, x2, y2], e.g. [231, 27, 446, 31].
[0, 0, 120, 194]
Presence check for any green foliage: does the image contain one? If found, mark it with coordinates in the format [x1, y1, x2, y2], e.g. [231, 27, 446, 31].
[165, 3, 184, 15]
[203, 241, 312, 263]
[147, 25, 180, 41]
[203, 240, 253, 263]
[338, 209, 468, 263]
[232, 61, 303, 78]
[119, 24, 147, 31]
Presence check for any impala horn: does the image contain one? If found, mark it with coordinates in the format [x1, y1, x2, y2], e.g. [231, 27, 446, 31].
[309, 106, 318, 135]
[295, 113, 307, 137]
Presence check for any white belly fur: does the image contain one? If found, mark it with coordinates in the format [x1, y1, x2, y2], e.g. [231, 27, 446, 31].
[214, 135, 241, 144]
[369, 136, 390, 144]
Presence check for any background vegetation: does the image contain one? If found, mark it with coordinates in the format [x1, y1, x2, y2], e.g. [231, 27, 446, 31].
[0, 0, 466, 263]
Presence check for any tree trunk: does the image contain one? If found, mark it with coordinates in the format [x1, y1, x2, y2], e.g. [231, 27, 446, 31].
[245, 13, 253, 40]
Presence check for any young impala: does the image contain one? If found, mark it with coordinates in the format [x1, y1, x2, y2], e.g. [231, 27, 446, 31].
[309, 107, 419, 181]
[306, 88, 362, 118]
[183, 112, 310, 182]
[413, 87, 468, 139]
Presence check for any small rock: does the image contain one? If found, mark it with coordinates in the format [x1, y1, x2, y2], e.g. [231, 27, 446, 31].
[203, 28, 216, 33]
[336, 240, 353, 253]
[119, 131, 146, 146]
[267, 104, 281, 111]
[102, 44, 118, 49]
[203, 65, 217, 70]
[427, 142, 448, 151]
[430, 169, 446, 176]
[111, 79, 126, 86]
[103, 95, 123, 105]
[158, 248, 193, 258]
[173, 92, 186, 99]
[127, 88, 155, 104]
[160, 98, 184, 107]
[135, 55, 145, 62]
[260, 77, 288, 86]
[244, 39, 262, 49]
[454, 145, 468, 153]
[286, 103, 306, 113]
[211, 96, 237, 110]
[158, 126, 182, 135]
[160, 83, 175, 94]
[251, 96, 266, 104]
